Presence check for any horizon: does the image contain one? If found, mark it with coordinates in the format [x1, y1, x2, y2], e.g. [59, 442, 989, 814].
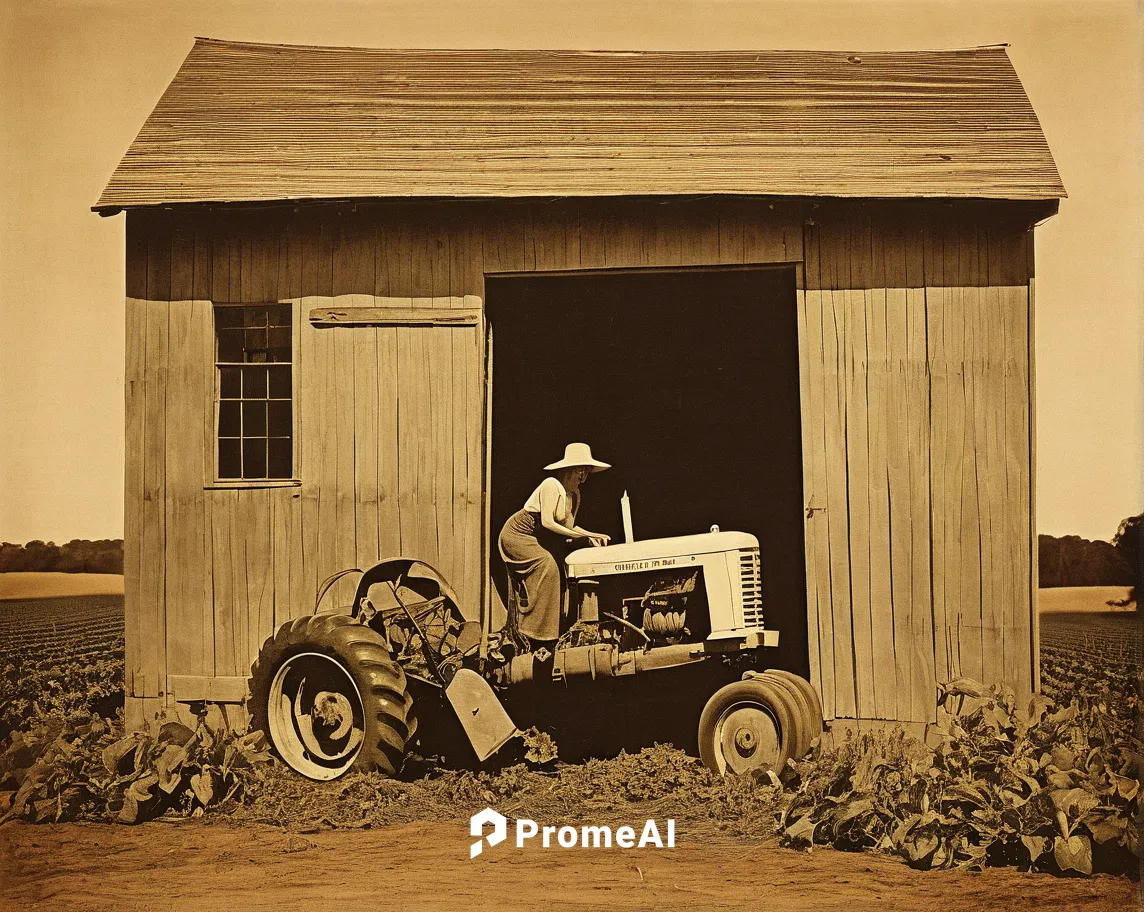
[1, 0, 1141, 544]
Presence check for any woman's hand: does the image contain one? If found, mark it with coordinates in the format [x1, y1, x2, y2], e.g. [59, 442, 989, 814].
[589, 533, 611, 547]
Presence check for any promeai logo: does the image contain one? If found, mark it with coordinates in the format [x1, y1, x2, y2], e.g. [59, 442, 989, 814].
[470, 807, 508, 858]
[468, 806, 675, 858]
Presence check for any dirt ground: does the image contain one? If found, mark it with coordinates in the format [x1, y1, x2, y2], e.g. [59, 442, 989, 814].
[1, 819, 1136, 912]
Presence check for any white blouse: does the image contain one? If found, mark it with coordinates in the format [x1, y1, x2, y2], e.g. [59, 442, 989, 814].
[522, 476, 577, 526]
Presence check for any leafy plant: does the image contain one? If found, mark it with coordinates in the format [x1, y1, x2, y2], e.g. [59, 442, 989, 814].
[1, 713, 270, 824]
[779, 677, 1141, 876]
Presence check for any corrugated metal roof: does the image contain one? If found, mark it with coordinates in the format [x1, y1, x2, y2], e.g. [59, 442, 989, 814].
[96, 38, 1065, 209]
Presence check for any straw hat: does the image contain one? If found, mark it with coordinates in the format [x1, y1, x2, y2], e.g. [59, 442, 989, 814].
[544, 442, 611, 473]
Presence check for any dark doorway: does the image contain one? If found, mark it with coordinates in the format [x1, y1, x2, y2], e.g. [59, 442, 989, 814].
[487, 267, 808, 676]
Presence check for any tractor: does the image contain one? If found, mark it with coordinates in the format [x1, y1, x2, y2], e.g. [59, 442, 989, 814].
[247, 526, 824, 781]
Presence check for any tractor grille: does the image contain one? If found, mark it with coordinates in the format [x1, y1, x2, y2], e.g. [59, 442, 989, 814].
[739, 548, 764, 629]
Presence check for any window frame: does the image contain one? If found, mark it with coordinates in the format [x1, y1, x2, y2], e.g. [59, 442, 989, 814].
[209, 301, 298, 486]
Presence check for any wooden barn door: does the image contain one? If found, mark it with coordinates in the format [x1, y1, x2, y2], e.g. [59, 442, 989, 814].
[304, 303, 486, 619]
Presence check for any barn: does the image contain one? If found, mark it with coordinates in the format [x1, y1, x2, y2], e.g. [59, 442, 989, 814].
[96, 38, 1064, 740]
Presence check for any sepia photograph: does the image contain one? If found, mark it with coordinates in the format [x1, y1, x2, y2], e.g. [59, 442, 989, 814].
[0, 1, 1140, 909]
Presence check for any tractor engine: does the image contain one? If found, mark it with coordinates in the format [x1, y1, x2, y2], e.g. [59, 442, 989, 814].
[564, 530, 767, 648]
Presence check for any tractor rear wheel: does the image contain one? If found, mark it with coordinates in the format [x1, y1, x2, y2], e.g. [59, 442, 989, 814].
[248, 614, 416, 781]
[698, 678, 794, 778]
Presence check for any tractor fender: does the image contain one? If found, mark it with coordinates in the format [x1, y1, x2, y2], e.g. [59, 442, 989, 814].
[350, 557, 464, 620]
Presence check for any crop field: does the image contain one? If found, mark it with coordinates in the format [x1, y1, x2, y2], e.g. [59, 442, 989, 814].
[0, 589, 1138, 909]
[0, 595, 125, 739]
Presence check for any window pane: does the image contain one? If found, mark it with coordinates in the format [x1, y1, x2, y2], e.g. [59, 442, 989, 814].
[244, 306, 268, 328]
[242, 366, 268, 399]
[244, 328, 267, 356]
[268, 366, 291, 398]
[215, 306, 243, 329]
[268, 401, 291, 436]
[218, 439, 241, 479]
[269, 304, 292, 327]
[242, 401, 267, 436]
[219, 401, 241, 437]
[268, 438, 293, 479]
[217, 328, 244, 362]
[220, 367, 241, 399]
[268, 326, 290, 352]
[243, 438, 267, 478]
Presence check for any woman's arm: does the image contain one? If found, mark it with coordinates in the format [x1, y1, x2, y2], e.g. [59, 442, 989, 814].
[537, 481, 607, 543]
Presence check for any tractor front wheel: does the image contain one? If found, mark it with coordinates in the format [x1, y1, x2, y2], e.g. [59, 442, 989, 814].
[248, 614, 416, 781]
[697, 677, 793, 777]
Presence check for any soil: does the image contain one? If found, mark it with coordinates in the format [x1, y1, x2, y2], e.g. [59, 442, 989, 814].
[1, 819, 1135, 912]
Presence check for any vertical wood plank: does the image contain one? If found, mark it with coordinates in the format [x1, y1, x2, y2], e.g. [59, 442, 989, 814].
[839, 216, 875, 719]
[956, 223, 984, 685]
[905, 224, 936, 722]
[1024, 230, 1038, 699]
[276, 215, 306, 621]
[820, 222, 857, 719]
[800, 225, 836, 720]
[374, 216, 402, 559]
[192, 217, 217, 674]
[744, 200, 797, 264]
[866, 219, 896, 720]
[578, 201, 606, 268]
[295, 214, 322, 614]
[164, 225, 209, 678]
[123, 215, 147, 702]
[884, 222, 911, 719]
[313, 222, 341, 607]
[926, 222, 953, 682]
[141, 218, 170, 700]
[397, 325, 434, 563]
[717, 200, 746, 265]
[678, 200, 721, 266]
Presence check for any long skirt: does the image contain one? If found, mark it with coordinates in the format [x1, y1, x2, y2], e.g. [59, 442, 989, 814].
[498, 509, 564, 641]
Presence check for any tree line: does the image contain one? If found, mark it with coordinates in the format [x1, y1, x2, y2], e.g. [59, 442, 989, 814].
[0, 540, 124, 574]
[1038, 513, 1140, 602]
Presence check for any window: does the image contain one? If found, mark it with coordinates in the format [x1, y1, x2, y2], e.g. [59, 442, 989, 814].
[214, 303, 293, 480]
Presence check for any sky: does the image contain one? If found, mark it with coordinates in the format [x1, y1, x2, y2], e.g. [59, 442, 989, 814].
[0, 0, 1141, 544]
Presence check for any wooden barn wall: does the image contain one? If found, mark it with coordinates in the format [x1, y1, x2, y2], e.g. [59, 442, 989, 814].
[121, 198, 804, 714]
[799, 207, 1035, 724]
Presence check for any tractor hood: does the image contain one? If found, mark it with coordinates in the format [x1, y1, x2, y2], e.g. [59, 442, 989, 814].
[566, 530, 758, 575]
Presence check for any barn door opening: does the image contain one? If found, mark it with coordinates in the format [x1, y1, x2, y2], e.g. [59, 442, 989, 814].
[486, 267, 808, 675]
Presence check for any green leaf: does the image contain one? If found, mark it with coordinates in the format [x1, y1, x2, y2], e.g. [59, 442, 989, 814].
[784, 813, 816, 846]
[1086, 816, 1125, 844]
[903, 832, 939, 866]
[102, 736, 138, 775]
[944, 678, 986, 698]
[157, 721, 195, 746]
[1045, 704, 1078, 726]
[1112, 774, 1139, 801]
[155, 744, 187, 794]
[891, 813, 922, 848]
[189, 771, 217, 807]
[1026, 694, 1052, 725]
[1050, 747, 1076, 771]
[1049, 787, 1100, 818]
[1021, 834, 1047, 863]
[1053, 835, 1092, 875]
[118, 790, 141, 824]
[128, 771, 159, 802]
[1047, 771, 1075, 789]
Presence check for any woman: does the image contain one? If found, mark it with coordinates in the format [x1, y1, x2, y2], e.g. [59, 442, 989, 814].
[498, 443, 612, 645]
